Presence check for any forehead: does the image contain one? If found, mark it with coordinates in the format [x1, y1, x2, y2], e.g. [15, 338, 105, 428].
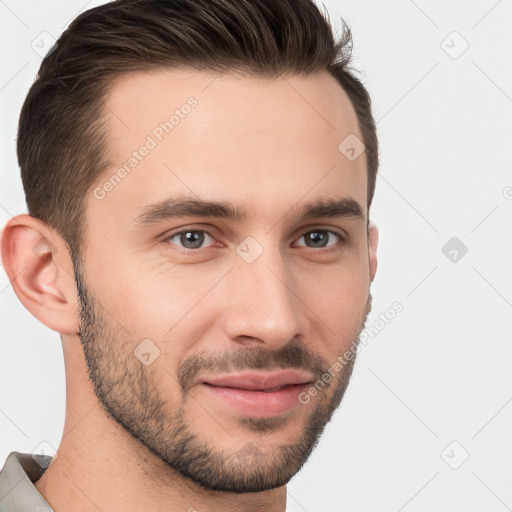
[89, 68, 367, 226]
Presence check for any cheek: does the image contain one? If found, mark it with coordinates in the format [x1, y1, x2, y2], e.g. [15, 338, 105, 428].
[297, 258, 369, 307]
[90, 257, 183, 331]
[98, 262, 224, 360]
[295, 262, 369, 346]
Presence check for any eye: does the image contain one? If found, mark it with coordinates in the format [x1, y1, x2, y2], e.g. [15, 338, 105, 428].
[165, 230, 216, 250]
[163, 227, 344, 252]
[295, 229, 343, 249]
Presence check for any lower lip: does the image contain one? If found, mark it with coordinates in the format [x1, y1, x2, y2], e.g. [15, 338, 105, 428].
[201, 383, 310, 417]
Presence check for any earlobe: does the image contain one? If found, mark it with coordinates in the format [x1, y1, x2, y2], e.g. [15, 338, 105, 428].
[1, 214, 79, 335]
[368, 222, 378, 283]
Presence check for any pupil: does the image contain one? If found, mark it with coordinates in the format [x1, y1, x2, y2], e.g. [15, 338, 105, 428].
[307, 231, 327, 247]
[181, 231, 204, 249]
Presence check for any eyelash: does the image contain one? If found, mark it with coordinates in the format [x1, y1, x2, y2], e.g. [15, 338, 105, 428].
[163, 227, 346, 252]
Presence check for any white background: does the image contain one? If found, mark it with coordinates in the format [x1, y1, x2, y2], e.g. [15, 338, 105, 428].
[1, 1, 511, 510]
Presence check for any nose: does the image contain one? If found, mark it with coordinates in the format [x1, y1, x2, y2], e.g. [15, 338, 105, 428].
[220, 244, 306, 350]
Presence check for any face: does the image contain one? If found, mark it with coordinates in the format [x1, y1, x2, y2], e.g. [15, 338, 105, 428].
[76, 69, 374, 493]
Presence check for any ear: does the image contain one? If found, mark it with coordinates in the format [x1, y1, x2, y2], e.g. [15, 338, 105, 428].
[368, 222, 378, 283]
[1, 214, 79, 335]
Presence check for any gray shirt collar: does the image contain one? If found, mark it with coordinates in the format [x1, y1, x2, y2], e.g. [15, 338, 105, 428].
[0, 452, 53, 512]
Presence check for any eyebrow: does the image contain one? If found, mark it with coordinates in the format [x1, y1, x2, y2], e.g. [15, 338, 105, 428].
[130, 196, 365, 225]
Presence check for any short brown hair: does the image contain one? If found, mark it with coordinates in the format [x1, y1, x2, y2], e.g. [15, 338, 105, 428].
[17, 0, 378, 259]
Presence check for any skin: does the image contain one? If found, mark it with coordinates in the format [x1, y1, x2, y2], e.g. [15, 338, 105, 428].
[1, 69, 378, 512]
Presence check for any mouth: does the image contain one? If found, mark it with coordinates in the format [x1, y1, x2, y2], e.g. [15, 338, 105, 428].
[200, 370, 314, 417]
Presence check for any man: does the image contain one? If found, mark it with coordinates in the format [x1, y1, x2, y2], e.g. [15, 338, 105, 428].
[0, 0, 379, 510]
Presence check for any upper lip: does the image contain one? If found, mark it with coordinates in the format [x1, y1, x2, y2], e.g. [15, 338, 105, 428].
[202, 370, 314, 391]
